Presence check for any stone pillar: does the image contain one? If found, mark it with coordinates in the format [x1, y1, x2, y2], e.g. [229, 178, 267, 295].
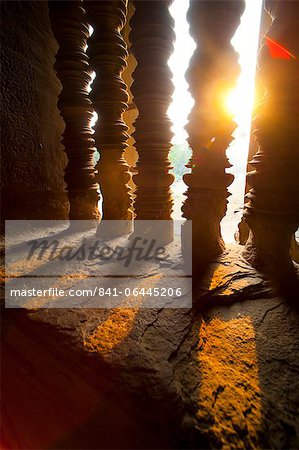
[235, 137, 259, 245]
[182, 0, 245, 265]
[85, 0, 134, 236]
[130, 0, 175, 244]
[243, 0, 299, 275]
[49, 1, 100, 220]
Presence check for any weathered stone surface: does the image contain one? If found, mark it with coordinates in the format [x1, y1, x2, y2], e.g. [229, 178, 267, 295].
[193, 298, 299, 449]
[85, 0, 134, 227]
[130, 0, 175, 241]
[2, 244, 299, 449]
[49, 1, 100, 220]
[1, 1, 68, 221]
[243, 1, 299, 273]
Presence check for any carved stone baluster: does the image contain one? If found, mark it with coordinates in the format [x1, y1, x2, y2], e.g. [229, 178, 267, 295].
[84, 0, 133, 236]
[48, 1, 99, 220]
[130, 0, 175, 244]
[243, 0, 299, 276]
[182, 0, 245, 264]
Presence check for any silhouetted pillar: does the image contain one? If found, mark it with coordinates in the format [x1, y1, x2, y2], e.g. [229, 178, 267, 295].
[49, 1, 99, 220]
[182, 0, 245, 264]
[85, 0, 133, 235]
[130, 0, 175, 244]
[243, 0, 299, 275]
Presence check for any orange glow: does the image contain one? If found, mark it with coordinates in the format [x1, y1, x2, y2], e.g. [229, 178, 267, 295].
[84, 277, 162, 356]
[224, 89, 241, 117]
[84, 308, 138, 356]
[197, 317, 262, 445]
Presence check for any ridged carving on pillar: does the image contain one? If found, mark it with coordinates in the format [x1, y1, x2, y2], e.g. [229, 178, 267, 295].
[48, 1, 99, 220]
[84, 0, 134, 230]
[130, 0, 175, 239]
[243, 0, 299, 274]
[182, 0, 245, 263]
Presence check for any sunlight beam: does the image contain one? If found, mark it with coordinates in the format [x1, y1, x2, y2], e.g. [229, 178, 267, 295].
[221, 0, 263, 242]
[168, 0, 195, 144]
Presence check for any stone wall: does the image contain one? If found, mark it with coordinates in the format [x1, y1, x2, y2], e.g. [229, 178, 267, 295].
[1, 1, 68, 221]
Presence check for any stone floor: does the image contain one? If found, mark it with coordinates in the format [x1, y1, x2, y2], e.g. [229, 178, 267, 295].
[1, 245, 299, 449]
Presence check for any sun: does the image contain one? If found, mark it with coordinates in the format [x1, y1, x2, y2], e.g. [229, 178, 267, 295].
[224, 86, 258, 121]
[224, 89, 241, 117]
